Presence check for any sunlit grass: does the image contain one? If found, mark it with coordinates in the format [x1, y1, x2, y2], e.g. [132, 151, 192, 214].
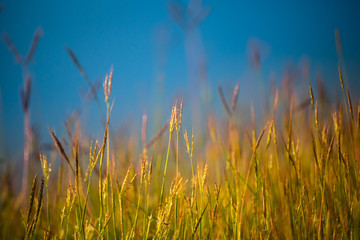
[1, 56, 360, 240]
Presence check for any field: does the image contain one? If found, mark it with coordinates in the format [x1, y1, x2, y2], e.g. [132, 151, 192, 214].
[1, 32, 360, 240]
[0, 65, 359, 240]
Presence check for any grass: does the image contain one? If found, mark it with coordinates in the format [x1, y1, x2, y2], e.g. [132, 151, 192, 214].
[1, 47, 360, 240]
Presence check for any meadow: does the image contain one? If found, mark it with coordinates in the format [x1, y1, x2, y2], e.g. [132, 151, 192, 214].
[1, 38, 360, 240]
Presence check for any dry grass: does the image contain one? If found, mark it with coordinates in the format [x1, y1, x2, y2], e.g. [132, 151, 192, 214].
[1, 40, 360, 240]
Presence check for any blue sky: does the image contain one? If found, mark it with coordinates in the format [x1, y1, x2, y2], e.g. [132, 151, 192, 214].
[1, 0, 360, 157]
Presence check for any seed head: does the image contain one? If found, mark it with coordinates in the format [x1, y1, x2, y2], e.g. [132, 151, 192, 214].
[333, 111, 340, 138]
[39, 153, 51, 183]
[309, 85, 314, 108]
[338, 66, 344, 92]
[266, 122, 273, 149]
[203, 164, 208, 181]
[108, 67, 113, 95]
[140, 155, 146, 181]
[190, 130, 194, 157]
[103, 75, 108, 102]
[231, 84, 240, 112]
[176, 99, 183, 132]
[103, 67, 113, 103]
[170, 104, 176, 133]
[184, 130, 190, 154]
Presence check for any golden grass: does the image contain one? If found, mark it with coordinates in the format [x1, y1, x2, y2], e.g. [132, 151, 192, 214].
[0, 47, 360, 240]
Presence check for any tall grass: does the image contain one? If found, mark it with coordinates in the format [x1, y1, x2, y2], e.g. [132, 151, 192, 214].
[2, 28, 43, 201]
[1, 48, 360, 240]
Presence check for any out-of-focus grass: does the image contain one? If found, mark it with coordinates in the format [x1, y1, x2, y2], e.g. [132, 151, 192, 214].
[1, 56, 360, 240]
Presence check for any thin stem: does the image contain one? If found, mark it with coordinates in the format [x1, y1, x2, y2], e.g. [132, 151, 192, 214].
[160, 132, 172, 204]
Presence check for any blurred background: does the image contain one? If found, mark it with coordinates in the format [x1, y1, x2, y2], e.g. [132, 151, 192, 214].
[0, 0, 360, 167]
